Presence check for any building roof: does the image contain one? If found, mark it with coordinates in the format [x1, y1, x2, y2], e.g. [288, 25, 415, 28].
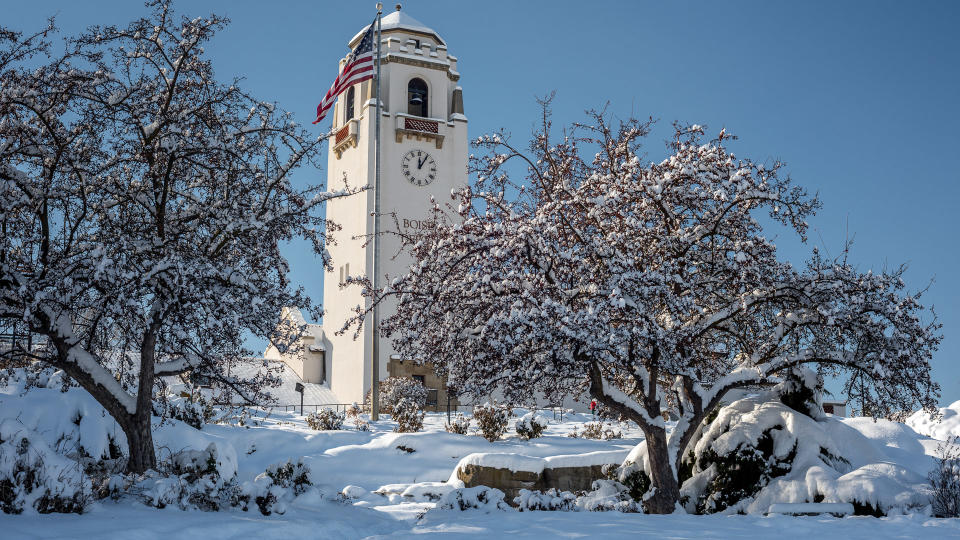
[350, 8, 446, 47]
[229, 358, 342, 406]
[276, 306, 325, 350]
[164, 358, 342, 407]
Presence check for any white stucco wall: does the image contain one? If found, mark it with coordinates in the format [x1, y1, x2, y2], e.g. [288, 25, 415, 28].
[322, 13, 468, 405]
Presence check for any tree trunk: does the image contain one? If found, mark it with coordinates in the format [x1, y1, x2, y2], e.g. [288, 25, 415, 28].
[643, 426, 680, 514]
[121, 414, 157, 473]
[126, 328, 159, 474]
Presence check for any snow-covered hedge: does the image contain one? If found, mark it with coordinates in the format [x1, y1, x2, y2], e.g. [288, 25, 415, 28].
[0, 419, 92, 514]
[137, 443, 240, 511]
[392, 398, 425, 433]
[574, 422, 622, 440]
[1, 372, 127, 463]
[613, 368, 933, 515]
[621, 398, 930, 514]
[515, 488, 576, 511]
[134, 450, 313, 515]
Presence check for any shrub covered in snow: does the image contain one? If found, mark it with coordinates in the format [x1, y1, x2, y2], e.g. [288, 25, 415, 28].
[515, 413, 547, 440]
[366, 376, 428, 414]
[138, 443, 240, 511]
[515, 488, 576, 511]
[683, 421, 802, 513]
[261, 459, 311, 496]
[0, 420, 92, 514]
[576, 479, 642, 512]
[306, 408, 345, 431]
[159, 394, 216, 430]
[392, 398, 425, 433]
[474, 403, 510, 442]
[611, 379, 933, 516]
[437, 486, 510, 511]
[248, 459, 314, 515]
[572, 422, 622, 440]
[345, 403, 369, 431]
[929, 436, 960, 517]
[169, 395, 216, 430]
[445, 413, 471, 435]
[672, 370, 838, 513]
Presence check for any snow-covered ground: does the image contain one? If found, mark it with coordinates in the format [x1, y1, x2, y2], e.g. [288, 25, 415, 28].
[3, 380, 960, 539]
[6, 502, 960, 539]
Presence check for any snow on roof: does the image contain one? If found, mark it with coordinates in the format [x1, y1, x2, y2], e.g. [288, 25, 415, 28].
[163, 358, 341, 407]
[228, 358, 341, 406]
[350, 8, 445, 47]
[279, 306, 325, 346]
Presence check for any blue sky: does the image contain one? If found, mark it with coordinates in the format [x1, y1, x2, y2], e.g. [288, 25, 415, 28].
[7, 1, 960, 403]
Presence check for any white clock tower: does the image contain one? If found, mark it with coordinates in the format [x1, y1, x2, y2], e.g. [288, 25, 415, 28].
[321, 6, 468, 406]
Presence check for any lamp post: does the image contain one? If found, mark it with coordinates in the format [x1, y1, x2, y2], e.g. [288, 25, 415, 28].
[295, 382, 304, 416]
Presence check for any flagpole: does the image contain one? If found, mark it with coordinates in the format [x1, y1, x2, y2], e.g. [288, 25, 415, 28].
[370, 2, 383, 422]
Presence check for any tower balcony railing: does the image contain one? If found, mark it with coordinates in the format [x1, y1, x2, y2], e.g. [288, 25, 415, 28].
[395, 113, 445, 149]
[332, 118, 359, 159]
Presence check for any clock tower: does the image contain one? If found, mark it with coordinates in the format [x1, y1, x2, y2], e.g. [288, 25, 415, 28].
[321, 6, 468, 406]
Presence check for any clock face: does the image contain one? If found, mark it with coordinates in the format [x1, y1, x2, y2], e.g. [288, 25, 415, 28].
[401, 149, 437, 186]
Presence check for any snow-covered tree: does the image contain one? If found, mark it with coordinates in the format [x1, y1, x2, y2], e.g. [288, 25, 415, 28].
[0, 1, 357, 473]
[346, 100, 940, 513]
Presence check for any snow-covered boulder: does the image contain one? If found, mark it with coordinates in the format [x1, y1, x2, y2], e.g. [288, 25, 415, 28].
[450, 450, 628, 502]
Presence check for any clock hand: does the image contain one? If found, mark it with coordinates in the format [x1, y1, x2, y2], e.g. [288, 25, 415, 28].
[417, 156, 425, 169]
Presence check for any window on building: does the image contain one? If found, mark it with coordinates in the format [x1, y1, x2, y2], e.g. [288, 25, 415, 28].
[413, 39, 421, 49]
[345, 86, 355, 121]
[407, 78, 428, 117]
[412, 375, 425, 385]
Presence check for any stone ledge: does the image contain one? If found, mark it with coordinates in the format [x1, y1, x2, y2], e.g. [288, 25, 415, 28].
[453, 451, 626, 504]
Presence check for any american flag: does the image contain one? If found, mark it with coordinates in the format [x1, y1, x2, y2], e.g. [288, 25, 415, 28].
[313, 15, 378, 125]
